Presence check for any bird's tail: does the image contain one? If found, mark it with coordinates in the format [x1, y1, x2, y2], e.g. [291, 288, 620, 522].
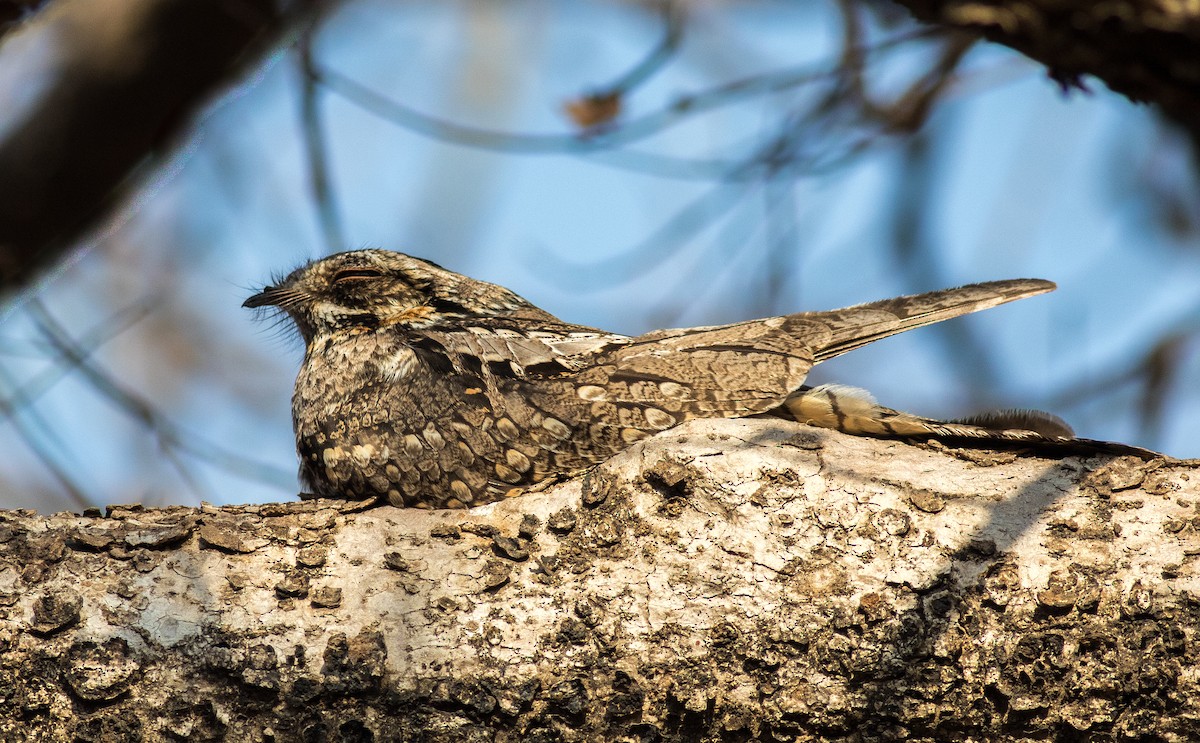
[784, 384, 1159, 458]
[804, 279, 1055, 363]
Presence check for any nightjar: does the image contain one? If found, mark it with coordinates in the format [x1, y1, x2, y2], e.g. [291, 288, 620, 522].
[246, 249, 1081, 509]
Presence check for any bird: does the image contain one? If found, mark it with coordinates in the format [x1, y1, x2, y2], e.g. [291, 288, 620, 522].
[244, 249, 1106, 509]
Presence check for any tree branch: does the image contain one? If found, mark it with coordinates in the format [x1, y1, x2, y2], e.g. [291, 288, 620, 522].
[1, 418, 1194, 739]
[891, 0, 1200, 135]
[0, 0, 291, 289]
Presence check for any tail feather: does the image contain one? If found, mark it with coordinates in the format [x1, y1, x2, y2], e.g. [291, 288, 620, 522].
[803, 279, 1055, 363]
[784, 384, 1160, 459]
[954, 409, 1074, 438]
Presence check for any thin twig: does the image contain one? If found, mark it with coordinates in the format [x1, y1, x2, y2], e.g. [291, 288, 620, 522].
[531, 177, 751, 290]
[312, 27, 937, 157]
[1046, 331, 1193, 448]
[9, 298, 153, 404]
[0, 365, 90, 509]
[298, 21, 346, 252]
[27, 300, 294, 493]
[600, 1, 684, 95]
[883, 132, 1009, 404]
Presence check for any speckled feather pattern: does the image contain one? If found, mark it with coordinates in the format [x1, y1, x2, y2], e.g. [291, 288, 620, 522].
[246, 249, 1061, 508]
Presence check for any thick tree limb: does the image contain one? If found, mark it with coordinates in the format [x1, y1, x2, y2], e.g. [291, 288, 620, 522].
[0, 418, 1196, 740]
[892, 0, 1200, 133]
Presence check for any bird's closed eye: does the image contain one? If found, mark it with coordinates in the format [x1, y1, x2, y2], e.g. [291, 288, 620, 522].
[332, 268, 384, 283]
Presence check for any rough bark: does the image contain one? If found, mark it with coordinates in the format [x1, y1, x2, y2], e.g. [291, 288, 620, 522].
[892, 0, 1200, 134]
[0, 0, 289, 288]
[1, 418, 1197, 741]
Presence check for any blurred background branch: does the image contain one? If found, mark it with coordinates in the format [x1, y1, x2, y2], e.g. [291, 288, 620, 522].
[893, 0, 1200, 139]
[0, 0, 306, 288]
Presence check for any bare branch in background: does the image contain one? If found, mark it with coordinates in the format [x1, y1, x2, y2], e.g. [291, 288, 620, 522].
[529, 6, 973, 312]
[563, 0, 683, 129]
[837, 0, 976, 132]
[1137, 334, 1187, 444]
[533, 178, 749, 291]
[313, 25, 938, 161]
[0, 0, 295, 290]
[298, 19, 346, 254]
[4, 299, 153, 404]
[890, 0, 1200, 139]
[0, 363, 90, 508]
[884, 132, 1010, 407]
[1047, 330, 1196, 450]
[27, 301, 294, 502]
[0, 0, 49, 40]
[0, 299, 159, 509]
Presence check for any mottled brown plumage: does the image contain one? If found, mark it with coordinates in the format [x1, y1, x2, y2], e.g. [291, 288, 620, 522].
[246, 249, 1076, 508]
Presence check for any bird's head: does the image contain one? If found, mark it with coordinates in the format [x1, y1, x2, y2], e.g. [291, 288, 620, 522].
[244, 249, 530, 344]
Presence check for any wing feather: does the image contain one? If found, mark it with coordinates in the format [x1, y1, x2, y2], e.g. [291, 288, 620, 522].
[565, 279, 1054, 421]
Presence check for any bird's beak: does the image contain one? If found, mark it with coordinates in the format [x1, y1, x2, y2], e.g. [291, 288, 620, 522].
[243, 286, 283, 308]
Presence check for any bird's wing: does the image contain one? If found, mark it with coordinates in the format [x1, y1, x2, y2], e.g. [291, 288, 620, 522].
[557, 279, 1055, 426]
[416, 321, 629, 377]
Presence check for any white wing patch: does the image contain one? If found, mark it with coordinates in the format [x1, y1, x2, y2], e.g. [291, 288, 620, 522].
[438, 328, 628, 374]
[807, 383, 877, 406]
[785, 384, 880, 429]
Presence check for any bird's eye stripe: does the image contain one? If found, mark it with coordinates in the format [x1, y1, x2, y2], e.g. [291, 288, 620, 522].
[333, 268, 384, 282]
